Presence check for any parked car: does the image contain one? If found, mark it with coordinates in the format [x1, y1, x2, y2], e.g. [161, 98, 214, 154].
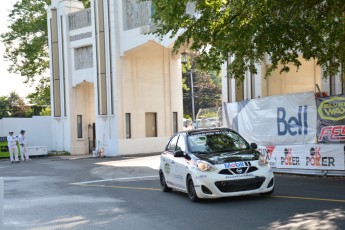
[159, 128, 274, 201]
[195, 118, 217, 128]
[205, 117, 220, 127]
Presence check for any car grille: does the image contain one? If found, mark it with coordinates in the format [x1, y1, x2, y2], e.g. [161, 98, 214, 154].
[215, 177, 266, 193]
[218, 166, 258, 175]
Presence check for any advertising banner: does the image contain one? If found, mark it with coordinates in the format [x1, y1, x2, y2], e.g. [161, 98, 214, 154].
[317, 95, 345, 144]
[258, 144, 345, 170]
[225, 92, 317, 145]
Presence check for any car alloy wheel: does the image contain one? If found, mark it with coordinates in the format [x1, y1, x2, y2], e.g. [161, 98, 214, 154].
[159, 170, 172, 192]
[187, 176, 199, 202]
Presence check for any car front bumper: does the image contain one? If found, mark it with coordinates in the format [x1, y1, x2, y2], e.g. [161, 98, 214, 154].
[191, 166, 274, 199]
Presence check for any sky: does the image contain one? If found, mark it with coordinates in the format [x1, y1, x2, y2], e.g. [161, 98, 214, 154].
[0, 0, 38, 98]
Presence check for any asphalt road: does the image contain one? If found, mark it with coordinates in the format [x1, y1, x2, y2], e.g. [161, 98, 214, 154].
[0, 154, 344, 230]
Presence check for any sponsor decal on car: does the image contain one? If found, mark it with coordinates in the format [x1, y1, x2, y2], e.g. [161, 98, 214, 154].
[196, 175, 207, 179]
[224, 162, 246, 169]
[164, 163, 170, 174]
[225, 173, 254, 179]
[174, 174, 183, 181]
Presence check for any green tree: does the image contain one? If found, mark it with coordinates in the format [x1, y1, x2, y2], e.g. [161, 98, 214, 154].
[183, 70, 222, 118]
[1, 0, 90, 96]
[26, 77, 51, 115]
[7, 92, 33, 117]
[148, 0, 345, 80]
[27, 77, 50, 106]
[0, 96, 10, 119]
[39, 107, 51, 116]
[182, 53, 222, 119]
[195, 71, 222, 110]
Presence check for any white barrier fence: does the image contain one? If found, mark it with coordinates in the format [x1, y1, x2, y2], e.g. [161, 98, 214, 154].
[0, 116, 52, 151]
[258, 144, 345, 176]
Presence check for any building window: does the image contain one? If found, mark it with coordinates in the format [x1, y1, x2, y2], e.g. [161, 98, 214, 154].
[145, 112, 157, 137]
[77, 115, 83, 138]
[173, 112, 178, 133]
[74, 46, 93, 70]
[125, 113, 131, 139]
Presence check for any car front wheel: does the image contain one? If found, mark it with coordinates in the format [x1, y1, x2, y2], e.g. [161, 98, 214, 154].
[187, 176, 199, 202]
[159, 170, 172, 192]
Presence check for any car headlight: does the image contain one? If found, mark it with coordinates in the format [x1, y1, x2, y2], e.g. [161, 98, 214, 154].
[258, 154, 268, 166]
[197, 160, 216, 172]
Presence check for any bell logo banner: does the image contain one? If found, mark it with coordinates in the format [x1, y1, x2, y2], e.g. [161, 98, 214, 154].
[225, 92, 317, 145]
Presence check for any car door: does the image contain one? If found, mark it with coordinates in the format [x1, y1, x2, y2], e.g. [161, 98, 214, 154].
[161, 134, 179, 187]
[172, 134, 189, 191]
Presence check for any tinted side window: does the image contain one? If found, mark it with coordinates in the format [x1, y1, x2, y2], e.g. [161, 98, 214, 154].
[166, 135, 179, 152]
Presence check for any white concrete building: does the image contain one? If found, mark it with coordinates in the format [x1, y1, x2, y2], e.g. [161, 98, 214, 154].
[46, 0, 343, 157]
[222, 55, 344, 103]
[47, 0, 183, 156]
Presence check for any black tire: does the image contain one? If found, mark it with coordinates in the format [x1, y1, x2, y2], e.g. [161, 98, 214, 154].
[187, 176, 199, 202]
[159, 170, 172, 192]
[261, 187, 274, 196]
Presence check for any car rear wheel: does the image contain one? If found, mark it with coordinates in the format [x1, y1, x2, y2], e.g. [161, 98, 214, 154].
[159, 170, 172, 192]
[187, 176, 199, 202]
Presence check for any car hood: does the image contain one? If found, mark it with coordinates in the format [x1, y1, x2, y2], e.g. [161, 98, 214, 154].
[197, 149, 260, 164]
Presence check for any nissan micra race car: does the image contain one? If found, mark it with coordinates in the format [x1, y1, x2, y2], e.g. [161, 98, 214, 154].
[159, 128, 274, 202]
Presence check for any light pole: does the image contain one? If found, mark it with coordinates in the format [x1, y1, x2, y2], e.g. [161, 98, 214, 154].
[181, 51, 196, 125]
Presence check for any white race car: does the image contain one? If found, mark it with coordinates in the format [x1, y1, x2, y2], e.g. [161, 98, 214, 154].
[159, 128, 274, 202]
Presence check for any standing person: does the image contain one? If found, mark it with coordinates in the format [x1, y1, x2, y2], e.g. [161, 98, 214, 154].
[7, 131, 19, 163]
[18, 130, 29, 161]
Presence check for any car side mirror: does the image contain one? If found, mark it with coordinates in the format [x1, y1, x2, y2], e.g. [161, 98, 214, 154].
[174, 150, 191, 160]
[174, 150, 184, 157]
[250, 143, 258, 149]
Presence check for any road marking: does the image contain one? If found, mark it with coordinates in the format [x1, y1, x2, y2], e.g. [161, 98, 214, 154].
[71, 179, 345, 203]
[73, 183, 161, 191]
[71, 175, 158, 185]
[95, 155, 160, 170]
[272, 195, 345, 203]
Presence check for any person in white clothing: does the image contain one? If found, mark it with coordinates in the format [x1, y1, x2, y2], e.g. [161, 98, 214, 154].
[18, 130, 29, 161]
[7, 131, 19, 163]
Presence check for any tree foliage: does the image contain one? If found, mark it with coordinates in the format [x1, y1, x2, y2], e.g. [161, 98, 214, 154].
[182, 54, 222, 118]
[27, 77, 50, 106]
[148, 0, 345, 79]
[0, 96, 10, 118]
[0, 92, 51, 118]
[194, 71, 222, 108]
[0, 0, 90, 84]
[1, 0, 50, 83]
[183, 70, 222, 119]
[0, 92, 33, 118]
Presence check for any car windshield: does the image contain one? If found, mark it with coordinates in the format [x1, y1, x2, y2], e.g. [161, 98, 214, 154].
[187, 130, 249, 154]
